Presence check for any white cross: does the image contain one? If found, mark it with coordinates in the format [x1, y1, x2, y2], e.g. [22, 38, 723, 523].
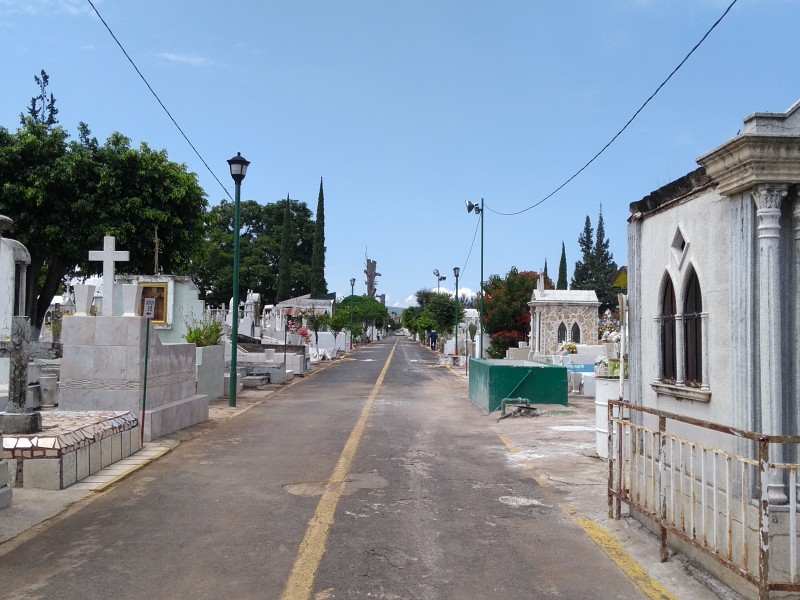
[89, 236, 129, 316]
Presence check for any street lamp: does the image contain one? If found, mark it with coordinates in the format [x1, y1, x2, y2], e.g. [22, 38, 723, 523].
[453, 266, 460, 357]
[227, 152, 250, 407]
[349, 277, 355, 350]
[466, 199, 484, 359]
[433, 269, 446, 294]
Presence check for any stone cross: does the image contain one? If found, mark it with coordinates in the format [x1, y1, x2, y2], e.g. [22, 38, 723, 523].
[89, 236, 129, 316]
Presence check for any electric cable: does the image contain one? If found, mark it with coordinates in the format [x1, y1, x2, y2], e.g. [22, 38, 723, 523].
[85, 0, 233, 201]
[487, 0, 739, 217]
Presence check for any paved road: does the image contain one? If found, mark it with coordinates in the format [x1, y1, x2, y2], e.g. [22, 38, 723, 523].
[0, 338, 648, 599]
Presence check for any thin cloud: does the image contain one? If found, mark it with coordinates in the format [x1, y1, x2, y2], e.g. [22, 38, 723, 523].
[155, 52, 214, 67]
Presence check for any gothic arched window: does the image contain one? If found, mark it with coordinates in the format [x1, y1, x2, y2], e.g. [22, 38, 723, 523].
[571, 322, 581, 344]
[684, 270, 703, 385]
[661, 278, 677, 382]
[557, 322, 567, 344]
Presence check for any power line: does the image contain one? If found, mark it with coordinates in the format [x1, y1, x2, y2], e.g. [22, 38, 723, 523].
[459, 215, 482, 281]
[488, 0, 739, 217]
[85, 0, 233, 201]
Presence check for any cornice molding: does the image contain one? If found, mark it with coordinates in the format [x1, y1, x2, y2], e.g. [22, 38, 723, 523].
[697, 135, 800, 197]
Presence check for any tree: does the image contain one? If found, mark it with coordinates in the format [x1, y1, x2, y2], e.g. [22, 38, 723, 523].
[570, 216, 594, 290]
[543, 259, 549, 283]
[592, 205, 618, 312]
[309, 178, 327, 296]
[276, 195, 292, 301]
[557, 241, 568, 290]
[337, 295, 389, 342]
[483, 267, 540, 358]
[568, 207, 618, 313]
[422, 292, 461, 336]
[193, 197, 315, 307]
[0, 117, 206, 336]
[328, 309, 349, 349]
[24, 70, 58, 127]
[303, 308, 330, 351]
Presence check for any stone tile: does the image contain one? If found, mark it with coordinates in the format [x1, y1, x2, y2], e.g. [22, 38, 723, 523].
[121, 429, 131, 458]
[95, 318, 129, 346]
[24, 458, 62, 490]
[61, 451, 77, 488]
[131, 426, 141, 452]
[89, 442, 102, 474]
[63, 317, 95, 346]
[0, 485, 11, 509]
[100, 437, 112, 469]
[94, 346, 128, 380]
[7, 459, 17, 487]
[76, 446, 89, 480]
[111, 432, 122, 463]
[0, 460, 7, 487]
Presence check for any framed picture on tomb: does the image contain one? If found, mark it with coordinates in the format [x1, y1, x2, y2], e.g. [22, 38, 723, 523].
[138, 283, 168, 325]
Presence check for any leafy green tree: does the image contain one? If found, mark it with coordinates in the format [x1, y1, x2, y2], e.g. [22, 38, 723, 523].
[0, 117, 206, 336]
[422, 292, 461, 335]
[557, 241, 568, 290]
[193, 198, 315, 307]
[401, 306, 419, 338]
[329, 309, 349, 348]
[276, 195, 292, 301]
[483, 267, 540, 358]
[303, 308, 330, 350]
[337, 295, 389, 342]
[309, 178, 327, 296]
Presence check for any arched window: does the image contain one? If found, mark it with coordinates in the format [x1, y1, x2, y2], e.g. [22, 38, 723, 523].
[661, 278, 677, 382]
[684, 270, 702, 385]
[557, 322, 567, 343]
[571, 322, 581, 344]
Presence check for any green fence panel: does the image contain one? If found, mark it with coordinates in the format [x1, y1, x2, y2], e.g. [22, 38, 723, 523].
[468, 359, 568, 413]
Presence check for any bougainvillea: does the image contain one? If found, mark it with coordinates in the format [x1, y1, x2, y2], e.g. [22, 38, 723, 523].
[483, 267, 552, 358]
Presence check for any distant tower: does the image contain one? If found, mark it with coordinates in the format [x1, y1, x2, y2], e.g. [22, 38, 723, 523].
[364, 258, 381, 298]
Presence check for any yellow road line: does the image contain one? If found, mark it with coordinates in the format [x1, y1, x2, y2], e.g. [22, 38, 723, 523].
[566, 507, 677, 600]
[493, 429, 676, 600]
[280, 340, 397, 600]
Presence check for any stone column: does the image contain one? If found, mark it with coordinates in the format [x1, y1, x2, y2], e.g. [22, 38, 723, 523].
[700, 312, 710, 391]
[754, 184, 788, 503]
[674, 314, 685, 386]
[653, 316, 662, 382]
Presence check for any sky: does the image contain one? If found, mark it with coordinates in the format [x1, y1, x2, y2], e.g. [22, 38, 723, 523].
[1, 0, 798, 308]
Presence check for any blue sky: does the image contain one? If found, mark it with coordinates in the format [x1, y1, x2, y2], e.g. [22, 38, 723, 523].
[1, 0, 798, 307]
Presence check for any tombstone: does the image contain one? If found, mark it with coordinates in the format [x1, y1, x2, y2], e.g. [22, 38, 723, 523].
[88, 235, 129, 317]
[59, 282, 208, 441]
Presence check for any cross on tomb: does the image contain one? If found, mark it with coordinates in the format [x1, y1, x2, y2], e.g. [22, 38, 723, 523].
[88, 236, 129, 316]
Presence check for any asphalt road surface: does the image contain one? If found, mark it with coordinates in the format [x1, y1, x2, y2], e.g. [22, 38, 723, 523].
[0, 338, 649, 599]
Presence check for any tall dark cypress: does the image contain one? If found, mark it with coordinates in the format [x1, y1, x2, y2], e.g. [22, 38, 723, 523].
[310, 177, 327, 296]
[276, 194, 292, 302]
[592, 205, 618, 311]
[570, 215, 594, 290]
[557, 241, 568, 290]
[543, 259, 549, 286]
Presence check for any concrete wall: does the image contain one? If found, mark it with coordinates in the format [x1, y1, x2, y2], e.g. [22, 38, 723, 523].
[59, 315, 208, 440]
[630, 186, 733, 429]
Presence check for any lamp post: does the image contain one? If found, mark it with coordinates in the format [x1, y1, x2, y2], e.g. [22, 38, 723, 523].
[227, 152, 250, 407]
[453, 266, 460, 356]
[433, 269, 446, 294]
[466, 199, 484, 359]
[349, 277, 355, 350]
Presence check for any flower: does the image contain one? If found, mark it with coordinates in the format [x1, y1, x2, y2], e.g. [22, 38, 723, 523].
[297, 326, 312, 344]
[559, 341, 577, 354]
[602, 330, 621, 343]
[595, 355, 609, 367]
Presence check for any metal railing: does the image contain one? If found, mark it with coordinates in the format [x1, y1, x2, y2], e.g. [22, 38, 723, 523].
[608, 400, 800, 600]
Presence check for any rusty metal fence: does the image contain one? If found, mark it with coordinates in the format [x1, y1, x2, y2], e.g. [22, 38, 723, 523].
[608, 400, 800, 600]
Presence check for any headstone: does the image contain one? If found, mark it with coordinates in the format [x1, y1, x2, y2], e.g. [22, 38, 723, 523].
[88, 236, 129, 317]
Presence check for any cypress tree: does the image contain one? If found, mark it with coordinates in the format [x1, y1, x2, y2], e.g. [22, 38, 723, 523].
[310, 177, 327, 296]
[557, 241, 568, 289]
[276, 194, 292, 302]
[570, 215, 594, 290]
[592, 205, 618, 311]
[543, 259, 549, 286]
